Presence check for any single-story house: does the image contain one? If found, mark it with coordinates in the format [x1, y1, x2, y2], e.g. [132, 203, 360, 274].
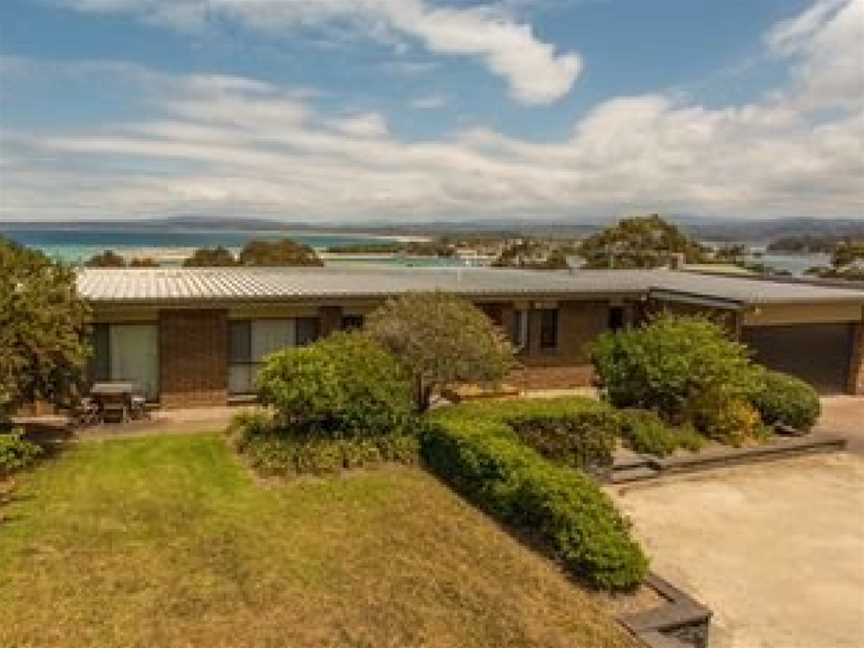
[76, 267, 864, 407]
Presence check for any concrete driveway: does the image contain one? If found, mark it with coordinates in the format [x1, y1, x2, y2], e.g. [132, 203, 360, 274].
[609, 398, 864, 648]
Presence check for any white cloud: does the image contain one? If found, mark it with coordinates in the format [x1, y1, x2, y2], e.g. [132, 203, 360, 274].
[410, 94, 447, 109]
[4, 1, 863, 221]
[55, 0, 583, 105]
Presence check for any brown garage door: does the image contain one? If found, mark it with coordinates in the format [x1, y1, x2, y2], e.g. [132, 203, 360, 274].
[741, 323, 853, 393]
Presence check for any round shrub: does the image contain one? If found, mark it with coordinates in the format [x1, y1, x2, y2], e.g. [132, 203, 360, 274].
[619, 409, 677, 457]
[695, 399, 764, 446]
[750, 370, 821, 431]
[591, 314, 763, 424]
[0, 429, 43, 477]
[256, 331, 414, 439]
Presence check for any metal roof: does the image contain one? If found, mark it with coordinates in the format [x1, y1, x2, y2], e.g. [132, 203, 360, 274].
[76, 266, 864, 306]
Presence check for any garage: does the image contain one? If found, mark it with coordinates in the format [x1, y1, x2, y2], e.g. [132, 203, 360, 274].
[741, 323, 854, 393]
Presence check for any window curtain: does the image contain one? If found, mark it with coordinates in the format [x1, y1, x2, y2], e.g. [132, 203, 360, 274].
[109, 324, 159, 399]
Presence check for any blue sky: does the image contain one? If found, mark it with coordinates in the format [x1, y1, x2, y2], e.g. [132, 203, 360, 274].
[0, 0, 861, 222]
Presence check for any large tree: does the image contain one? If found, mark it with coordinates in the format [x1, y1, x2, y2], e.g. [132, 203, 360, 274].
[578, 214, 708, 269]
[0, 238, 90, 426]
[85, 249, 127, 267]
[183, 246, 238, 267]
[492, 240, 570, 270]
[365, 292, 516, 411]
[238, 239, 324, 266]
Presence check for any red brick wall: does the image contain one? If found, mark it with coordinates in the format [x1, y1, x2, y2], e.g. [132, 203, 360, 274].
[319, 306, 344, 336]
[849, 323, 864, 395]
[159, 309, 228, 408]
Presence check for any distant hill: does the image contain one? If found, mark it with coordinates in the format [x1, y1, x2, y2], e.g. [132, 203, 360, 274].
[2, 215, 862, 242]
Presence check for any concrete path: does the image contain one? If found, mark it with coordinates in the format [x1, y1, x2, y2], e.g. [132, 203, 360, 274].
[609, 450, 864, 648]
[815, 396, 864, 454]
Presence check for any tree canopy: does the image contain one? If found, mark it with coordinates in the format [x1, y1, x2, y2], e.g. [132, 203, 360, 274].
[85, 250, 127, 267]
[491, 240, 570, 270]
[578, 214, 708, 269]
[183, 246, 238, 267]
[0, 237, 90, 426]
[365, 292, 516, 410]
[238, 239, 324, 266]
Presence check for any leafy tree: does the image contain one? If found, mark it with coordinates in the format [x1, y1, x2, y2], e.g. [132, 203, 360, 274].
[129, 257, 159, 268]
[806, 240, 864, 280]
[238, 239, 323, 266]
[578, 214, 708, 269]
[85, 249, 126, 267]
[183, 246, 238, 267]
[0, 238, 90, 427]
[492, 239, 570, 270]
[365, 292, 516, 411]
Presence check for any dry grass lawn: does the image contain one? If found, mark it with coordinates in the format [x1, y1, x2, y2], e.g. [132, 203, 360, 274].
[0, 434, 635, 647]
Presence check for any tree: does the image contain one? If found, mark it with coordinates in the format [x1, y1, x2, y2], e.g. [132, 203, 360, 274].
[85, 250, 126, 267]
[492, 239, 570, 270]
[365, 292, 516, 411]
[806, 240, 864, 280]
[129, 257, 159, 268]
[238, 239, 323, 266]
[578, 214, 708, 269]
[183, 246, 238, 267]
[0, 238, 90, 427]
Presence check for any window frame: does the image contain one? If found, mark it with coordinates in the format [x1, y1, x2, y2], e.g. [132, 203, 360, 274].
[539, 308, 559, 351]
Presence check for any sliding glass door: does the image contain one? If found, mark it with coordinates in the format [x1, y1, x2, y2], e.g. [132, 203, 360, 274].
[107, 324, 159, 400]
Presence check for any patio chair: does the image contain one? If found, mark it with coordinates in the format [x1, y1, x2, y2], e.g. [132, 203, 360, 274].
[130, 391, 150, 420]
[69, 396, 102, 429]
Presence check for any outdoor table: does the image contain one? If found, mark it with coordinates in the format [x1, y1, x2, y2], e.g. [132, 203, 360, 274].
[90, 382, 136, 423]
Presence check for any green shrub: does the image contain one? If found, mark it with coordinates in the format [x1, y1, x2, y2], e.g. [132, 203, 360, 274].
[618, 409, 706, 457]
[240, 432, 419, 477]
[506, 407, 620, 477]
[424, 399, 648, 591]
[749, 370, 821, 431]
[591, 313, 766, 440]
[694, 398, 766, 446]
[257, 331, 414, 439]
[225, 408, 275, 450]
[0, 429, 43, 476]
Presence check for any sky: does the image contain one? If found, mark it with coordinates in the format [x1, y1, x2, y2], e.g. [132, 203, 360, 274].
[0, 0, 862, 223]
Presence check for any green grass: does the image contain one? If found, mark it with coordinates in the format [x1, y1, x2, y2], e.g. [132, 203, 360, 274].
[0, 434, 635, 648]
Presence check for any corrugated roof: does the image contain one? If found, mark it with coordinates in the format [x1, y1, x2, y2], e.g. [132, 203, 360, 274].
[75, 266, 864, 306]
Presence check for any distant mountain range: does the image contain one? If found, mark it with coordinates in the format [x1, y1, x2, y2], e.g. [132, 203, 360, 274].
[3, 215, 863, 242]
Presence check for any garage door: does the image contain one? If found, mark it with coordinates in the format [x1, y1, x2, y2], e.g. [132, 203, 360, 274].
[741, 323, 853, 393]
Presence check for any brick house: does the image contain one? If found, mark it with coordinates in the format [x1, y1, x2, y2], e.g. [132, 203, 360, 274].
[76, 267, 864, 408]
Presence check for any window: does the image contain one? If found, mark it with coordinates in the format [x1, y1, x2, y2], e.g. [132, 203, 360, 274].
[540, 309, 559, 350]
[609, 306, 626, 331]
[86, 323, 159, 400]
[511, 309, 529, 350]
[342, 315, 364, 331]
[296, 318, 320, 346]
[228, 318, 320, 394]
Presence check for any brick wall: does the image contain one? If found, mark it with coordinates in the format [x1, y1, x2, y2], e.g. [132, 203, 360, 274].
[849, 322, 864, 395]
[520, 300, 609, 368]
[319, 306, 344, 336]
[511, 365, 595, 391]
[159, 309, 228, 408]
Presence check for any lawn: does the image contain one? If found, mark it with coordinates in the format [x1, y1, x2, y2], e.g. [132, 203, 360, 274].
[0, 434, 636, 648]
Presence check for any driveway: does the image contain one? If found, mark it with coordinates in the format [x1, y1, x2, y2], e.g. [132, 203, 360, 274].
[609, 398, 864, 648]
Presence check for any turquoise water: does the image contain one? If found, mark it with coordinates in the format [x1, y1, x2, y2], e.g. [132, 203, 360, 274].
[0, 227, 461, 267]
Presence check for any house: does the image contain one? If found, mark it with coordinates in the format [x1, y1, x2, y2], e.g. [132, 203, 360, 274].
[76, 266, 864, 407]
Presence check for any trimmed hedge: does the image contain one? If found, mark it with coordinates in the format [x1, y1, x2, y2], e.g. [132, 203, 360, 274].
[227, 408, 419, 476]
[424, 398, 648, 591]
[618, 409, 705, 457]
[750, 370, 821, 431]
[0, 429, 42, 477]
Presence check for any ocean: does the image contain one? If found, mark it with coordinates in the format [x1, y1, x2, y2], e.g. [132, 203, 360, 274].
[0, 227, 449, 267]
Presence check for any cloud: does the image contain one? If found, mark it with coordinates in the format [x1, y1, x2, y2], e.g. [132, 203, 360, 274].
[4, 1, 863, 221]
[410, 94, 447, 109]
[55, 0, 583, 105]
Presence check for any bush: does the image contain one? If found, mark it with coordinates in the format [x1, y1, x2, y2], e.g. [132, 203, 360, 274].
[240, 431, 419, 477]
[504, 403, 620, 477]
[591, 313, 766, 441]
[750, 370, 821, 431]
[256, 331, 414, 439]
[0, 429, 43, 477]
[694, 399, 766, 446]
[618, 409, 705, 457]
[424, 399, 648, 591]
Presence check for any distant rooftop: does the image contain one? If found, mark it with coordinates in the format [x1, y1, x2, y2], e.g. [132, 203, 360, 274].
[76, 266, 864, 306]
